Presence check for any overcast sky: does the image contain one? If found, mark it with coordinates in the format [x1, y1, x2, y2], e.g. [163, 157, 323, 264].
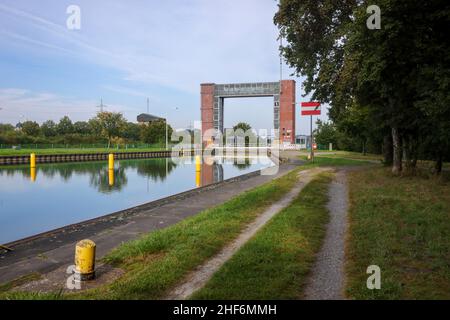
[0, 0, 329, 135]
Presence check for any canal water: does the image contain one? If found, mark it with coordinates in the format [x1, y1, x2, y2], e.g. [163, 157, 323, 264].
[0, 156, 273, 244]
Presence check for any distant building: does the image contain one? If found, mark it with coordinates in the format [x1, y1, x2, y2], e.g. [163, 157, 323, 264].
[137, 113, 165, 124]
[296, 135, 311, 149]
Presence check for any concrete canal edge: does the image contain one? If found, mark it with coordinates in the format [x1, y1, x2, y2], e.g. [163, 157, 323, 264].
[0, 150, 194, 165]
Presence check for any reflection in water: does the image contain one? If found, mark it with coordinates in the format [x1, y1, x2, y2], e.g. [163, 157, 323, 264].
[0, 158, 179, 192]
[89, 167, 128, 193]
[134, 158, 177, 181]
[196, 170, 201, 187]
[109, 169, 114, 186]
[232, 158, 252, 170]
[200, 162, 224, 187]
[0, 156, 273, 244]
[30, 167, 36, 182]
[0, 157, 260, 190]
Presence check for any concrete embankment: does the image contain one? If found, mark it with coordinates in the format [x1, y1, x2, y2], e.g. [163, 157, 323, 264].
[0, 150, 194, 166]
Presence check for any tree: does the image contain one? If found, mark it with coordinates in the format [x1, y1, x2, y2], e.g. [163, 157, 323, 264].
[41, 120, 57, 137]
[275, 0, 450, 174]
[88, 118, 102, 136]
[0, 123, 15, 134]
[233, 122, 251, 132]
[122, 122, 141, 142]
[57, 116, 74, 135]
[21, 121, 40, 136]
[274, 0, 356, 105]
[140, 120, 173, 145]
[231, 122, 255, 147]
[314, 120, 338, 149]
[94, 112, 127, 147]
[73, 121, 91, 135]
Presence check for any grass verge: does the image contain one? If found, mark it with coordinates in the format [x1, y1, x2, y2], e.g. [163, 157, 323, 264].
[300, 155, 373, 167]
[346, 167, 450, 299]
[1, 166, 301, 300]
[191, 172, 333, 299]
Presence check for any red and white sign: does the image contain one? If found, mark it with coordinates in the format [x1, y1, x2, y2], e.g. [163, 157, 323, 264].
[301, 102, 321, 116]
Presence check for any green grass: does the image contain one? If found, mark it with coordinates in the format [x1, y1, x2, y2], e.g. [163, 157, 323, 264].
[297, 150, 382, 160]
[345, 167, 450, 299]
[0, 147, 167, 156]
[191, 173, 333, 299]
[0, 166, 302, 300]
[300, 155, 374, 167]
[319, 151, 382, 162]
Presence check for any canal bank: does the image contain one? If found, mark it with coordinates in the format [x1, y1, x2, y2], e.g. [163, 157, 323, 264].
[0, 149, 194, 166]
[0, 162, 298, 285]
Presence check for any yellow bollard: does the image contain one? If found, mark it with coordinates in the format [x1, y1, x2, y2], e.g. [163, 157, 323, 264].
[108, 169, 115, 186]
[74, 239, 96, 280]
[30, 167, 36, 182]
[30, 153, 36, 168]
[108, 153, 114, 170]
[195, 155, 201, 172]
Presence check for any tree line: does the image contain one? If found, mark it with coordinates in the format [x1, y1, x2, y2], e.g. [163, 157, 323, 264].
[275, 0, 449, 174]
[0, 112, 173, 147]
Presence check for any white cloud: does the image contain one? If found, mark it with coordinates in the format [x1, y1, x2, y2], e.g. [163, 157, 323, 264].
[0, 88, 135, 123]
[0, 1, 283, 94]
[0, 1, 329, 132]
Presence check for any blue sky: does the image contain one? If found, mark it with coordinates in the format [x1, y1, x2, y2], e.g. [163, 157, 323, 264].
[0, 0, 329, 135]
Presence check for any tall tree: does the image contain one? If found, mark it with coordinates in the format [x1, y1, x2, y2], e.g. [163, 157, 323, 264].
[232, 122, 252, 132]
[275, 0, 450, 174]
[94, 112, 127, 148]
[57, 116, 74, 135]
[73, 121, 91, 135]
[0, 123, 15, 134]
[21, 121, 40, 136]
[314, 120, 338, 149]
[140, 120, 173, 145]
[122, 122, 141, 142]
[41, 120, 57, 137]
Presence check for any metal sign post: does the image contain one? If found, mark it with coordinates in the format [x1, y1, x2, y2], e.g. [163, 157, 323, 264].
[310, 115, 314, 162]
[301, 102, 321, 163]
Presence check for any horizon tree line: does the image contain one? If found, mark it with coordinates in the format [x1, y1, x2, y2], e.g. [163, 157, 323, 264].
[0, 111, 173, 147]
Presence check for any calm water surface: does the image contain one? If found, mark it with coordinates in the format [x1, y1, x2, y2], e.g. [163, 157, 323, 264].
[0, 156, 273, 244]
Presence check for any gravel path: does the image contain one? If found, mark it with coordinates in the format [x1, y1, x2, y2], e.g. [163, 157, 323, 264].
[165, 168, 329, 300]
[304, 170, 349, 300]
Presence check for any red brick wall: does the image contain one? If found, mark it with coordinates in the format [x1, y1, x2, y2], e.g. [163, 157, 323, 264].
[279, 80, 296, 144]
[201, 83, 215, 144]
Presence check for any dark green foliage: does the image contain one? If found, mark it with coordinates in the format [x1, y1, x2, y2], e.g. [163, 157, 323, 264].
[275, 0, 450, 173]
[0, 113, 175, 146]
[140, 120, 173, 144]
